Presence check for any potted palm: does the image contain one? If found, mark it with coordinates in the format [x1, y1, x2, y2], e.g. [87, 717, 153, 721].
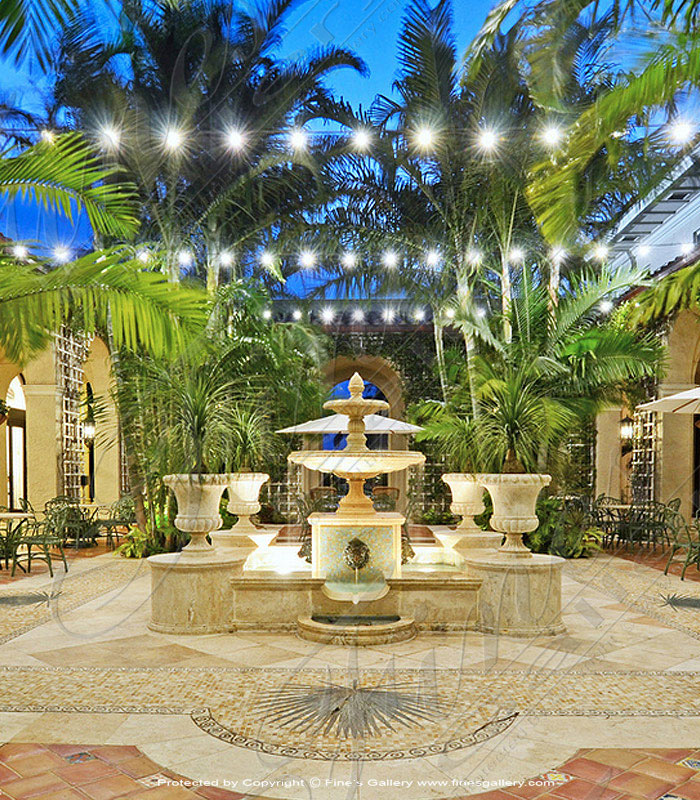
[212, 406, 275, 552]
[160, 368, 239, 560]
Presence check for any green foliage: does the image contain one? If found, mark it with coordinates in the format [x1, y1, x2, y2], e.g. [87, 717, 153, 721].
[116, 526, 166, 559]
[526, 497, 603, 558]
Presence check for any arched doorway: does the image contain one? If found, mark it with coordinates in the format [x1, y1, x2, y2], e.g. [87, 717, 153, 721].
[5, 375, 26, 510]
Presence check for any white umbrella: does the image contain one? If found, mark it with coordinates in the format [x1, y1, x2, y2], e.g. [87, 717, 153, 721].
[638, 387, 700, 413]
[276, 413, 423, 435]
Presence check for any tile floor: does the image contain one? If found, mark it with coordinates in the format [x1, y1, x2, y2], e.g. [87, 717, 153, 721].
[2, 548, 700, 799]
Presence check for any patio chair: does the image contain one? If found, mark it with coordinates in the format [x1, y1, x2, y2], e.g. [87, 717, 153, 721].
[97, 496, 136, 549]
[11, 518, 67, 577]
[592, 495, 626, 548]
[664, 513, 700, 579]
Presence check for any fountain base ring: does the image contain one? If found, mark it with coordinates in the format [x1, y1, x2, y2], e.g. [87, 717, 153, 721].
[297, 615, 416, 645]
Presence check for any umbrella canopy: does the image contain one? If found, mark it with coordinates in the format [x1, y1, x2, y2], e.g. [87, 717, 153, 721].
[276, 413, 423, 435]
[638, 387, 700, 414]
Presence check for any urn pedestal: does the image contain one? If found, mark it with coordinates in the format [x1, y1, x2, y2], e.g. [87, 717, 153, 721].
[467, 473, 565, 637]
[442, 473, 503, 552]
[210, 472, 269, 555]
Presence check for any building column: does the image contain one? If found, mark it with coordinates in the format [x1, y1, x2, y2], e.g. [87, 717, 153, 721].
[595, 407, 622, 499]
[657, 382, 696, 521]
[23, 383, 61, 511]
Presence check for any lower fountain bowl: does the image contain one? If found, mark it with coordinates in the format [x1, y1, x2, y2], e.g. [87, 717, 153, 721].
[297, 615, 416, 645]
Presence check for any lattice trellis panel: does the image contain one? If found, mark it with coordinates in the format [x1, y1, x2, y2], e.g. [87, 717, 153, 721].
[55, 327, 89, 498]
[631, 409, 657, 504]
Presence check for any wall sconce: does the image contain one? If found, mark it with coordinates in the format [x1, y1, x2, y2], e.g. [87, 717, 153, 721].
[83, 418, 96, 443]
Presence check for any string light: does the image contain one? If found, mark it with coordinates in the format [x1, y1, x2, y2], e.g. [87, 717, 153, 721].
[593, 244, 609, 261]
[478, 128, 498, 151]
[341, 251, 357, 269]
[292, 309, 302, 320]
[444, 307, 455, 320]
[225, 128, 245, 151]
[53, 246, 70, 263]
[321, 307, 335, 323]
[99, 125, 121, 150]
[600, 300, 613, 313]
[382, 250, 398, 268]
[541, 125, 563, 147]
[475, 307, 487, 318]
[509, 247, 524, 263]
[637, 244, 650, 258]
[299, 250, 316, 269]
[163, 127, 184, 151]
[382, 307, 394, 322]
[177, 250, 193, 266]
[550, 246, 567, 264]
[669, 120, 694, 145]
[218, 251, 234, 267]
[681, 242, 694, 255]
[11, 245, 28, 259]
[352, 128, 371, 150]
[413, 308, 425, 321]
[352, 307, 364, 322]
[136, 249, 150, 263]
[40, 129, 55, 143]
[467, 249, 482, 265]
[260, 251, 275, 268]
[414, 126, 435, 150]
[425, 249, 440, 267]
[262, 309, 272, 320]
[289, 129, 307, 150]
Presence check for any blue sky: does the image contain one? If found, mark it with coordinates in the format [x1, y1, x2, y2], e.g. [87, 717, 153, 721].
[0, 0, 497, 250]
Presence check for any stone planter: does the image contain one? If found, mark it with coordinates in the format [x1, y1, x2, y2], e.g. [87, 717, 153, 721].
[163, 473, 232, 560]
[479, 473, 551, 557]
[210, 472, 269, 553]
[441, 473, 503, 552]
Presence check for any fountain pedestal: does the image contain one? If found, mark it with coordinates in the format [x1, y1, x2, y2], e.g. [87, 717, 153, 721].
[309, 511, 404, 602]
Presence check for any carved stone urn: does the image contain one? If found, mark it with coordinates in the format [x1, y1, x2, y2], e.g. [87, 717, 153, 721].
[163, 474, 232, 560]
[441, 473, 503, 552]
[478, 473, 551, 557]
[210, 472, 270, 552]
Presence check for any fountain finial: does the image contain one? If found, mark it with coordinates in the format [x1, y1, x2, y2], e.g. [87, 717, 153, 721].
[348, 372, 364, 399]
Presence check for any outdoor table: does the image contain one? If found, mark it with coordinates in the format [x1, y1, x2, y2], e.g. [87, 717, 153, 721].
[0, 512, 33, 569]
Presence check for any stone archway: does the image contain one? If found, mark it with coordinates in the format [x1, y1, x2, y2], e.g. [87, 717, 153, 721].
[322, 355, 404, 418]
[316, 355, 410, 509]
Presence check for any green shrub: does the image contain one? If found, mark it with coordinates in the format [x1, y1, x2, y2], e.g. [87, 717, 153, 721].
[116, 526, 166, 558]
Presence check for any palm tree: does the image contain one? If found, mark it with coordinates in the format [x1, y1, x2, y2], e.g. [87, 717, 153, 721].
[0, 132, 207, 362]
[0, 0, 78, 68]
[414, 265, 662, 476]
[51, 0, 367, 288]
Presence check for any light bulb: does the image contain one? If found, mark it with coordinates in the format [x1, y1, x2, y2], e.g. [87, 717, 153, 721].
[426, 249, 440, 267]
[163, 127, 184, 151]
[225, 128, 245, 151]
[299, 250, 316, 269]
[415, 126, 435, 150]
[509, 247, 524, 263]
[600, 300, 613, 314]
[40, 129, 55, 144]
[136, 249, 150, 263]
[292, 309, 302, 321]
[382, 307, 394, 322]
[413, 308, 425, 321]
[219, 251, 234, 267]
[262, 309, 272, 320]
[177, 250, 193, 266]
[11, 245, 28, 259]
[353, 129, 371, 150]
[478, 128, 498, 151]
[260, 251, 275, 268]
[669, 120, 694, 145]
[467, 249, 482, 265]
[550, 247, 566, 264]
[444, 308, 455, 320]
[382, 250, 398, 269]
[100, 125, 121, 150]
[593, 244, 608, 261]
[53, 246, 70, 263]
[637, 245, 650, 258]
[541, 125, 563, 147]
[341, 251, 357, 269]
[321, 307, 335, 323]
[289, 129, 308, 150]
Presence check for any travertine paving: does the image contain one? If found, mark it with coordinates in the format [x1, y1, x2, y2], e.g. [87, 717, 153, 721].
[2, 551, 700, 798]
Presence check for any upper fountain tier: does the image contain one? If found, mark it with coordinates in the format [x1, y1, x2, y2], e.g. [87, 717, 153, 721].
[287, 372, 425, 491]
